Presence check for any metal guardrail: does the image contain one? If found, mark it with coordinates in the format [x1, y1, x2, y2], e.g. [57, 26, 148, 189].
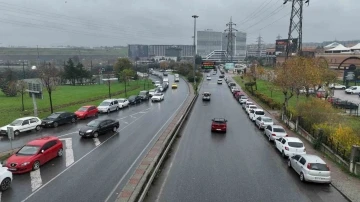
[136, 93, 198, 202]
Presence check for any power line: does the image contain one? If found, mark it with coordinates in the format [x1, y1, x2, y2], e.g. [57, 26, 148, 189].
[238, 0, 275, 25]
[247, 12, 290, 34]
[243, 5, 285, 31]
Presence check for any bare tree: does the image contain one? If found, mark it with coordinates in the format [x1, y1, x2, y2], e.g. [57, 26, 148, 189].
[38, 63, 60, 113]
[17, 80, 28, 111]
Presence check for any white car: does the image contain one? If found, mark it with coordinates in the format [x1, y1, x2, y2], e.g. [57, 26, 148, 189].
[116, 98, 129, 108]
[242, 101, 253, 109]
[245, 105, 257, 114]
[264, 125, 288, 141]
[249, 109, 265, 121]
[288, 154, 331, 184]
[0, 117, 42, 136]
[154, 81, 161, 87]
[206, 76, 211, 80]
[151, 93, 164, 102]
[97, 99, 119, 113]
[345, 86, 360, 94]
[275, 137, 306, 158]
[239, 96, 248, 104]
[231, 87, 239, 93]
[329, 83, 346, 90]
[149, 89, 157, 97]
[0, 166, 12, 191]
[217, 79, 222, 84]
[255, 116, 273, 129]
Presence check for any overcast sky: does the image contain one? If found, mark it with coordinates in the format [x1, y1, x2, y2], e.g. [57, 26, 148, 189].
[0, 0, 356, 47]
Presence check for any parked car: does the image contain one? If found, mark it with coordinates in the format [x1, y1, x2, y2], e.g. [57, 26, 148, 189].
[202, 92, 211, 101]
[275, 137, 306, 158]
[151, 93, 164, 102]
[249, 109, 265, 121]
[288, 154, 331, 183]
[149, 89, 157, 97]
[255, 116, 273, 130]
[329, 83, 346, 90]
[75, 105, 98, 119]
[217, 79, 223, 84]
[128, 95, 142, 105]
[5, 136, 63, 173]
[138, 90, 150, 100]
[79, 119, 119, 138]
[41, 112, 77, 128]
[333, 100, 358, 109]
[264, 125, 288, 141]
[245, 105, 257, 114]
[206, 76, 211, 80]
[0, 167, 12, 191]
[219, 75, 224, 78]
[242, 101, 254, 109]
[116, 98, 129, 108]
[211, 118, 227, 133]
[0, 117, 42, 136]
[97, 99, 119, 113]
[239, 96, 248, 104]
[345, 86, 360, 94]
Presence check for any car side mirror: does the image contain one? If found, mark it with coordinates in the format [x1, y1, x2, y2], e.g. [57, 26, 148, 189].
[41, 150, 44, 153]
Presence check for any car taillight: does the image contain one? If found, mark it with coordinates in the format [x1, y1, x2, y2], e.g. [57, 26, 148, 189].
[307, 163, 311, 169]
[271, 134, 276, 136]
[285, 146, 289, 151]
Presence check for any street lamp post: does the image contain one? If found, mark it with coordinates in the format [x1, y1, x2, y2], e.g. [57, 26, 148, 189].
[102, 78, 118, 98]
[192, 15, 199, 91]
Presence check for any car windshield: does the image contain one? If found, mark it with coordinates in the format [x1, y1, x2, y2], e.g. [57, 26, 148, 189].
[117, 99, 125, 103]
[87, 120, 101, 127]
[154, 93, 162, 96]
[308, 163, 329, 171]
[204, 93, 210, 96]
[241, 97, 247, 99]
[48, 113, 60, 119]
[263, 118, 273, 122]
[17, 145, 40, 155]
[99, 101, 110, 106]
[77, 107, 88, 112]
[213, 119, 226, 123]
[288, 142, 303, 148]
[273, 128, 286, 133]
[9, 119, 23, 126]
[255, 111, 265, 115]
[250, 106, 257, 109]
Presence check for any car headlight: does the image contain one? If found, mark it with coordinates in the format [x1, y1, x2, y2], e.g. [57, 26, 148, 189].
[86, 130, 93, 133]
[21, 162, 30, 166]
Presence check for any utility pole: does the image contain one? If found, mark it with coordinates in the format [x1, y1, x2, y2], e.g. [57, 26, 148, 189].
[277, 34, 282, 40]
[284, 0, 310, 59]
[225, 17, 237, 63]
[192, 15, 199, 90]
[256, 34, 264, 57]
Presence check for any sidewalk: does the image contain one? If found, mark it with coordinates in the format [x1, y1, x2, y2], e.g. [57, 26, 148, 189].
[229, 74, 360, 202]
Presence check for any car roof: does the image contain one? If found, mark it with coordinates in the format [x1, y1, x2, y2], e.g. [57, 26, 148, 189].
[254, 108, 264, 111]
[272, 125, 284, 129]
[212, 118, 226, 122]
[300, 154, 325, 163]
[249, 105, 257, 107]
[16, 116, 38, 120]
[261, 116, 272, 120]
[27, 136, 59, 146]
[284, 137, 302, 142]
[204, 92, 210, 94]
[82, 105, 95, 108]
[102, 99, 116, 102]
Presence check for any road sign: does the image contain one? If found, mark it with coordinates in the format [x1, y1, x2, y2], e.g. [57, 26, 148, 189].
[7, 127, 14, 140]
[201, 61, 215, 69]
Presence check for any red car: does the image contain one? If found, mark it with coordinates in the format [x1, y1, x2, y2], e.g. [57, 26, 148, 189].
[232, 90, 241, 96]
[75, 105, 98, 119]
[211, 118, 227, 133]
[5, 136, 63, 174]
[234, 92, 245, 99]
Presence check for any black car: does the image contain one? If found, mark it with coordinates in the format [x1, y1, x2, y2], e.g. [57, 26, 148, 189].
[41, 112, 77, 128]
[219, 75, 224, 78]
[138, 90, 150, 100]
[163, 72, 168, 76]
[79, 119, 119, 138]
[128, 95, 142, 105]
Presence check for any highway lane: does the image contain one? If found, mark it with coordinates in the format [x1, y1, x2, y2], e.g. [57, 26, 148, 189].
[2, 74, 190, 202]
[0, 75, 162, 153]
[146, 72, 348, 202]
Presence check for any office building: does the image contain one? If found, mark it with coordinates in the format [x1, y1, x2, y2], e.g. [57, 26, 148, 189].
[128, 44, 193, 59]
[128, 45, 149, 59]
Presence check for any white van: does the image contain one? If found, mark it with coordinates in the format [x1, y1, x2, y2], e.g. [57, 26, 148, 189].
[163, 77, 169, 84]
[97, 99, 119, 113]
[345, 86, 360, 94]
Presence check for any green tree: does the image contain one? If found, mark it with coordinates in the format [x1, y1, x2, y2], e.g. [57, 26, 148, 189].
[114, 58, 133, 82]
[63, 59, 77, 85]
[121, 68, 135, 97]
[0, 68, 18, 97]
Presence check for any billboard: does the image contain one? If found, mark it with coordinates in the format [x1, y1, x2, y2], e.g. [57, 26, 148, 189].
[201, 61, 215, 69]
[275, 38, 298, 53]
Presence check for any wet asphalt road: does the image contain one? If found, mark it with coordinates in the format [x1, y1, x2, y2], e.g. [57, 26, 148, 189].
[1, 74, 190, 202]
[146, 72, 348, 202]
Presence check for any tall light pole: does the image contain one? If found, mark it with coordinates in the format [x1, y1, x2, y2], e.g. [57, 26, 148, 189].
[192, 15, 199, 91]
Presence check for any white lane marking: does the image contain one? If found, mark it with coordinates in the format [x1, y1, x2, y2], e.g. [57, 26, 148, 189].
[155, 162, 173, 202]
[30, 169, 42, 192]
[21, 111, 149, 202]
[119, 116, 128, 119]
[104, 91, 189, 202]
[0, 190, 2, 202]
[122, 121, 129, 125]
[60, 138, 74, 167]
[93, 138, 101, 147]
[57, 132, 77, 138]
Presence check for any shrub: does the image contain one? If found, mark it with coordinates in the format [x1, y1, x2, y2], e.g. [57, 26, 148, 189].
[332, 124, 360, 153]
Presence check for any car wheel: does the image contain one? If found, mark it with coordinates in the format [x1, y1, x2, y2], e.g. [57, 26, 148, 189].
[35, 125, 41, 131]
[107, 109, 110, 114]
[300, 172, 305, 182]
[14, 130, 20, 136]
[57, 148, 63, 157]
[0, 177, 11, 191]
[342, 87, 345, 90]
[116, 107, 119, 111]
[287, 160, 292, 168]
[93, 132, 99, 138]
[282, 151, 286, 158]
[268, 135, 271, 142]
[71, 118, 76, 123]
[32, 161, 40, 170]
[53, 122, 58, 128]
[113, 127, 118, 132]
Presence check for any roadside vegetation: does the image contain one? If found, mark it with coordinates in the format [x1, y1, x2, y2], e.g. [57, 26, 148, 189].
[235, 56, 360, 158]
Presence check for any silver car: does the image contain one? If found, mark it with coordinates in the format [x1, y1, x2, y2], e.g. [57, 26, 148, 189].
[288, 154, 331, 184]
[255, 116, 273, 129]
[263, 125, 287, 141]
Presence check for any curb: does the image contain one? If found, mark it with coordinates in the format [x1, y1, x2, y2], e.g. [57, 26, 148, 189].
[330, 183, 353, 202]
[116, 76, 197, 202]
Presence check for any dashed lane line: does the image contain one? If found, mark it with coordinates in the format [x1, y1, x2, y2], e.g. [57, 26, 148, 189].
[30, 169, 42, 192]
[59, 138, 74, 167]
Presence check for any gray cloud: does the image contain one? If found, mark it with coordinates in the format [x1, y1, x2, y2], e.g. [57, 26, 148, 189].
[0, 0, 358, 46]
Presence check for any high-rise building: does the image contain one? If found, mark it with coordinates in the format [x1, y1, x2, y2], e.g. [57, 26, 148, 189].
[128, 45, 149, 59]
[196, 30, 247, 62]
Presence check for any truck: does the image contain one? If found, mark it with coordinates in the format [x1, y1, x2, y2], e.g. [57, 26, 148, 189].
[174, 74, 180, 82]
[163, 77, 169, 85]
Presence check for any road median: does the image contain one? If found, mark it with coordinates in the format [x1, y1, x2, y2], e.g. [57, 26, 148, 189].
[116, 76, 197, 202]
